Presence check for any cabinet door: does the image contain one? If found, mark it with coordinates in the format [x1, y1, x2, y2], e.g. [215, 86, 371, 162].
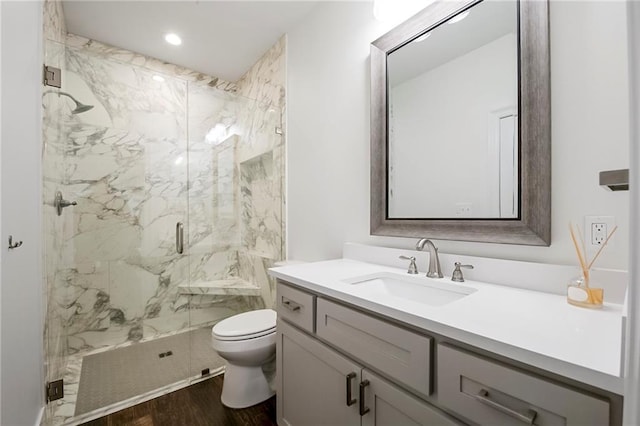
[361, 370, 463, 426]
[277, 319, 361, 426]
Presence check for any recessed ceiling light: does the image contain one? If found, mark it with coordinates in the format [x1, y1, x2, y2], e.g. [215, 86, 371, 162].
[448, 11, 470, 24]
[152, 75, 165, 82]
[164, 33, 182, 46]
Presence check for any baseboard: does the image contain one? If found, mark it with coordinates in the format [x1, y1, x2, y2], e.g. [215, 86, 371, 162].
[34, 406, 45, 426]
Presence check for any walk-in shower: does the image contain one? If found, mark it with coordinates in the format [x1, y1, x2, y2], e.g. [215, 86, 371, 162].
[42, 34, 284, 425]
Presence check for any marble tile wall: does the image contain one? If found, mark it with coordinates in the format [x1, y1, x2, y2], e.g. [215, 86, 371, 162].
[42, 36, 286, 357]
[237, 35, 286, 108]
[236, 35, 287, 309]
[66, 34, 238, 93]
[44, 0, 66, 44]
[56, 45, 197, 354]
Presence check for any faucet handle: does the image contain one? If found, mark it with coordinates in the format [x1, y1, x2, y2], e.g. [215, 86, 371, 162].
[399, 256, 418, 274]
[451, 262, 474, 282]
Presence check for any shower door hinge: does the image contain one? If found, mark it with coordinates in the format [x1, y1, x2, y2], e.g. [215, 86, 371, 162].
[43, 65, 62, 88]
[46, 379, 64, 403]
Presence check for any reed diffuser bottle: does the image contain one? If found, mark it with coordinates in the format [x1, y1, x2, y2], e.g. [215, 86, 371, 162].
[567, 223, 617, 309]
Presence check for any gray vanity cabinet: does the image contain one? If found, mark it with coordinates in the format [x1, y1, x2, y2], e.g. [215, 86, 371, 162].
[277, 319, 361, 425]
[361, 370, 461, 426]
[276, 281, 459, 426]
[277, 319, 459, 426]
[316, 298, 432, 397]
[276, 280, 619, 426]
[437, 344, 610, 425]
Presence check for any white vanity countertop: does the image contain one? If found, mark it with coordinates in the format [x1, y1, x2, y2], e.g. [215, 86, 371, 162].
[270, 259, 625, 394]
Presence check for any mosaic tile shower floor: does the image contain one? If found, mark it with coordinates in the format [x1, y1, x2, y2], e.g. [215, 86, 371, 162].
[75, 327, 223, 416]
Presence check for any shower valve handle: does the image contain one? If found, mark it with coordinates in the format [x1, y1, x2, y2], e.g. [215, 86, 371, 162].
[59, 200, 77, 208]
[54, 191, 77, 216]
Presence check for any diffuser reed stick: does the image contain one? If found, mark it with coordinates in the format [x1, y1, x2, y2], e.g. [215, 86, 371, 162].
[569, 223, 589, 286]
[577, 227, 587, 263]
[587, 225, 618, 270]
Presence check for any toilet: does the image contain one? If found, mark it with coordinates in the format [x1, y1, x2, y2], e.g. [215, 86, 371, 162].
[211, 308, 277, 408]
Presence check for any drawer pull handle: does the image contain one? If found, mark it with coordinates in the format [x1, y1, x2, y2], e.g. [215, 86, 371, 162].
[475, 389, 537, 425]
[359, 380, 370, 416]
[282, 298, 301, 312]
[346, 373, 357, 406]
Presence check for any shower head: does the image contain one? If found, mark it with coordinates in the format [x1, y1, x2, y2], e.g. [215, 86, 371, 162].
[71, 101, 94, 114]
[44, 91, 94, 114]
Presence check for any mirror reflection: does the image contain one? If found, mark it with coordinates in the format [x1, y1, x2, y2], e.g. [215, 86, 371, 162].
[387, 0, 518, 219]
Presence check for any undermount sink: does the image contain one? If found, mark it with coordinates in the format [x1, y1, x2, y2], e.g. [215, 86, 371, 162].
[342, 272, 477, 307]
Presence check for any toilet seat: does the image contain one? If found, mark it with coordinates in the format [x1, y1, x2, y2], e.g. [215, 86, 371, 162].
[212, 309, 276, 341]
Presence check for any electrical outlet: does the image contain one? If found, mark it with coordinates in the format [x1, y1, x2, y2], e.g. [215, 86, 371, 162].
[455, 202, 473, 217]
[591, 223, 607, 245]
[584, 216, 616, 255]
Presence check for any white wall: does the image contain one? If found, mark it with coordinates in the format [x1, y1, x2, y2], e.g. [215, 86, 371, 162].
[287, 1, 629, 271]
[390, 33, 517, 218]
[0, 3, 3, 420]
[624, 1, 640, 423]
[0, 1, 45, 425]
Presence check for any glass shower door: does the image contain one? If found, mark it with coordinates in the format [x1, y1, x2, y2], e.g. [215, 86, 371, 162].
[44, 42, 192, 422]
[185, 84, 284, 379]
[42, 38, 73, 424]
[59, 44, 190, 353]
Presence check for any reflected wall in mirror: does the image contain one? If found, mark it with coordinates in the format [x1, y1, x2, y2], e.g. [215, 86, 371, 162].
[371, 0, 551, 245]
[388, 1, 518, 219]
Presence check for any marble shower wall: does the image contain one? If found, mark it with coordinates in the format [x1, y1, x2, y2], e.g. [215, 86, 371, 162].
[237, 35, 286, 108]
[41, 34, 286, 356]
[237, 35, 287, 308]
[44, 0, 66, 44]
[187, 76, 284, 313]
[66, 34, 239, 93]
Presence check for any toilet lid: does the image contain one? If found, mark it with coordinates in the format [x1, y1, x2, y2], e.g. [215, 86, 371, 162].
[212, 309, 276, 340]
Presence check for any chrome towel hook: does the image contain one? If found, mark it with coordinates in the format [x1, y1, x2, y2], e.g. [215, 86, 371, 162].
[8, 235, 23, 249]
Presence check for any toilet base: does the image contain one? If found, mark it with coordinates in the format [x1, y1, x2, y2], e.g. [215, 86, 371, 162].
[221, 362, 275, 409]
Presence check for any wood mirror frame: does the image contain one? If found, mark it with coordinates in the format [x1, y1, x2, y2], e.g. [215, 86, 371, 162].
[370, 0, 551, 245]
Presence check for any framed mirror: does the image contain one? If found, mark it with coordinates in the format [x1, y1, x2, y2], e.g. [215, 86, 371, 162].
[370, 0, 551, 245]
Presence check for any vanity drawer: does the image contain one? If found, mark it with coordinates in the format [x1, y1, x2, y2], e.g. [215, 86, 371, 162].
[276, 281, 315, 333]
[437, 344, 610, 426]
[316, 298, 432, 396]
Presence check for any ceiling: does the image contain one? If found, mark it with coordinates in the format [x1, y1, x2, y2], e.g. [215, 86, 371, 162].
[388, 0, 517, 87]
[62, 1, 319, 82]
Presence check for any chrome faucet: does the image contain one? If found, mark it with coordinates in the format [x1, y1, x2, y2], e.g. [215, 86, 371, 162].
[415, 239, 443, 278]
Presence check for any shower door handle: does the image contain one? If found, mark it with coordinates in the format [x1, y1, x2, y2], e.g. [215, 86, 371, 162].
[176, 222, 184, 254]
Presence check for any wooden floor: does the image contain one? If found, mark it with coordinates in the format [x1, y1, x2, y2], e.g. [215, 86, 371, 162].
[81, 375, 277, 426]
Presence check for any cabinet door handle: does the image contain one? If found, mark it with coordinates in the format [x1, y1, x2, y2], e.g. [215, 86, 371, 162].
[359, 380, 370, 416]
[281, 297, 301, 312]
[346, 373, 357, 406]
[475, 389, 537, 424]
